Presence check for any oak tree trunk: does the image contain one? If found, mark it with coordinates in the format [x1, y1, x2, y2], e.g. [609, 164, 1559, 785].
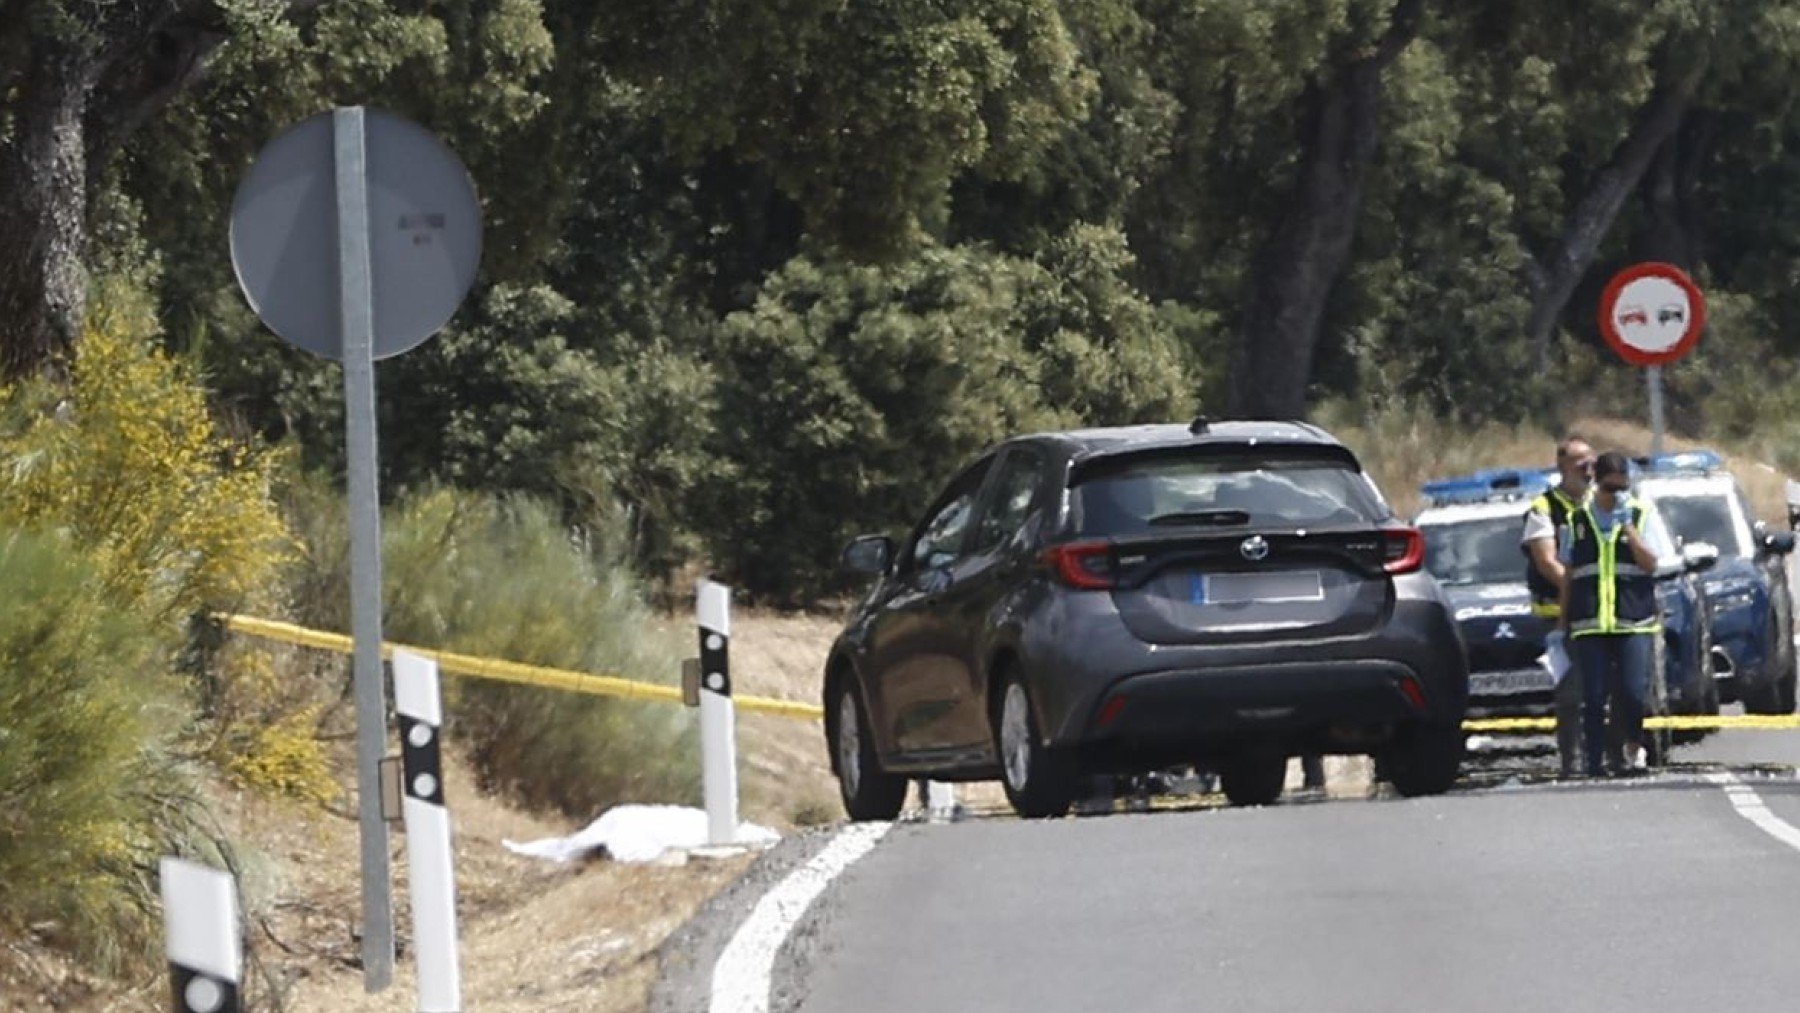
[1229, 0, 1424, 420]
[0, 44, 93, 380]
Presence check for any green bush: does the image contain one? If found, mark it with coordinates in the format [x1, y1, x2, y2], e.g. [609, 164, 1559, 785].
[281, 480, 698, 816]
[0, 530, 179, 965]
[701, 232, 1196, 601]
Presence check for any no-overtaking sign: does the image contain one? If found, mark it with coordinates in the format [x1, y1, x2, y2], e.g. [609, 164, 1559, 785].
[1597, 262, 1706, 367]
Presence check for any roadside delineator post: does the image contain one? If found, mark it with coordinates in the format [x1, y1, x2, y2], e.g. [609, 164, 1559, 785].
[160, 858, 242, 1013]
[697, 579, 739, 846]
[394, 649, 463, 1013]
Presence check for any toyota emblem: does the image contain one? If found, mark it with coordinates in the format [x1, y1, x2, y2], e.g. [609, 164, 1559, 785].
[1240, 535, 1270, 562]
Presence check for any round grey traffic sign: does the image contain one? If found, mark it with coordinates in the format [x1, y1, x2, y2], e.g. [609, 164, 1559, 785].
[229, 108, 482, 360]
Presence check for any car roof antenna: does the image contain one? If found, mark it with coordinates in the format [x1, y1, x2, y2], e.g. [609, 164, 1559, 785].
[1189, 415, 1210, 435]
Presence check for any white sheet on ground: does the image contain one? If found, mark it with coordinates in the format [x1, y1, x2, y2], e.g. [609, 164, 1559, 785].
[502, 804, 779, 864]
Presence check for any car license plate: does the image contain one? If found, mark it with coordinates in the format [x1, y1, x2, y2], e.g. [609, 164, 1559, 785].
[1190, 571, 1324, 605]
[1471, 669, 1552, 696]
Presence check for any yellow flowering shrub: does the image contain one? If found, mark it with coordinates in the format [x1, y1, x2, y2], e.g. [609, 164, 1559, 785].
[0, 304, 293, 619]
[0, 300, 334, 806]
[227, 705, 339, 804]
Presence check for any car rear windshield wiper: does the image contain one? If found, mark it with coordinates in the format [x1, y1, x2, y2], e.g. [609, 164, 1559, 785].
[1147, 509, 1251, 527]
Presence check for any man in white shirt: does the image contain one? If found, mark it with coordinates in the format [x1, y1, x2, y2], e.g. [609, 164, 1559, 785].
[1521, 436, 1593, 777]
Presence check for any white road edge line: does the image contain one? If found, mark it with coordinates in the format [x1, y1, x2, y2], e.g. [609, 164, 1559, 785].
[710, 821, 893, 1013]
[1707, 771, 1800, 853]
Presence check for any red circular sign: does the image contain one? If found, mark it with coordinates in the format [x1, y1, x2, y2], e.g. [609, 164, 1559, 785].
[1597, 262, 1705, 367]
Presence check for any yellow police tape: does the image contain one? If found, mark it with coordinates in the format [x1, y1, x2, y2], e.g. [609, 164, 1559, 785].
[215, 614, 826, 721]
[218, 615, 1800, 731]
[1464, 713, 1800, 733]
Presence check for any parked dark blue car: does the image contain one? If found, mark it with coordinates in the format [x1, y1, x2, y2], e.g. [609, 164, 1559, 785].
[1633, 451, 1797, 714]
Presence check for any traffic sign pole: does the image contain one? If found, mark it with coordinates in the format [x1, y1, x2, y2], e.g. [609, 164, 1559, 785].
[1647, 365, 1666, 456]
[230, 106, 482, 996]
[334, 106, 395, 992]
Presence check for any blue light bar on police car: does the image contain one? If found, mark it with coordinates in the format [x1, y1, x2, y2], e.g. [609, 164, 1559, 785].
[1420, 467, 1553, 506]
[1632, 449, 1724, 475]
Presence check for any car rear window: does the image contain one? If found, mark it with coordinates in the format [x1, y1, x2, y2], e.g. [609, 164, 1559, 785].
[1072, 453, 1389, 536]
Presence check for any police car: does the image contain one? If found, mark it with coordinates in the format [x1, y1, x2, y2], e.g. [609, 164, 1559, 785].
[1632, 450, 1797, 714]
[1414, 468, 1719, 739]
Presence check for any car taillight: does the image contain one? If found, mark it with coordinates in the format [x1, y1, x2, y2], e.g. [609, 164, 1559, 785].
[1383, 526, 1424, 575]
[1045, 540, 1117, 590]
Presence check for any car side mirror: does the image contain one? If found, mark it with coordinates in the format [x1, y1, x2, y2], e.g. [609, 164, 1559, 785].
[842, 535, 895, 576]
[1682, 541, 1721, 574]
[1762, 530, 1797, 556]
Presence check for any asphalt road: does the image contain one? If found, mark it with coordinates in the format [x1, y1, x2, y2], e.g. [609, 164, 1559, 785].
[777, 732, 1800, 1013]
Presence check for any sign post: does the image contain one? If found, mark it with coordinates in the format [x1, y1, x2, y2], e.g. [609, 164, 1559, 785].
[1597, 262, 1707, 454]
[332, 106, 396, 989]
[229, 107, 482, 992]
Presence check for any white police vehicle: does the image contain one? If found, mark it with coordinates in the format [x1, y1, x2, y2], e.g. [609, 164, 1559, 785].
[1633, 450, 1797, 714]
[1414, 470, 1559, 720]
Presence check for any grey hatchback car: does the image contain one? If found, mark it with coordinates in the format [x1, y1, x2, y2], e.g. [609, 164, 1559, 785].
[824, 419, 1469, 819]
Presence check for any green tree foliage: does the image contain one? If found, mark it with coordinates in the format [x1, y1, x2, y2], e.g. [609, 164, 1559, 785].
[598, 0, 1095, 258]
[10, 0, 1800, 607]
[701, 229, 1193, 599]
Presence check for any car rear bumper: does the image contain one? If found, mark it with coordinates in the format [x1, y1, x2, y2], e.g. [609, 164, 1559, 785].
[1086, 658, 1426, 743]
[1026, 595, 1468, 750]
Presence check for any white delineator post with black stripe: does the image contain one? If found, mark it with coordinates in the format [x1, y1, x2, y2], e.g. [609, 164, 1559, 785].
[160, 858, 241, 1013]
[697, 579, 739, 846]
[394, 649, 462, 1012]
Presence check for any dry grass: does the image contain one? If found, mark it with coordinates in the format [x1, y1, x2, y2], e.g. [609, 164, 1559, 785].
[269, 611, 847, 1013]
[1328, 409, 1791, 524]
[729, 610, 844, 830]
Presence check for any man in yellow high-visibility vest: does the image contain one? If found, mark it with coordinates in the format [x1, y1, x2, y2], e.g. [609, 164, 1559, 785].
[1559, 452, 1663, 776]
[1521, 435, 1593, 777]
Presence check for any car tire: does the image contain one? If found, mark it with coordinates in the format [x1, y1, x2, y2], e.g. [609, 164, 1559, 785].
[1219, 748, 1287, 807]
[993, 669, 1076, 819]
[1746, 602, 1796, 715]
[1673, 621, 1721, 746]
[1383, 721, 1464, 798]
[829, 675, 907, 822]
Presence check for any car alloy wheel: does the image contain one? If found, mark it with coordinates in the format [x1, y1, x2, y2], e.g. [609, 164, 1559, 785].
[838, 689, 864, 800]
[1002, 682, 1034, 791]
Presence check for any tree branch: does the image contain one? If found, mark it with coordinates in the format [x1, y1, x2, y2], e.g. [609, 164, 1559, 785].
[1525, 47, 1710, 368]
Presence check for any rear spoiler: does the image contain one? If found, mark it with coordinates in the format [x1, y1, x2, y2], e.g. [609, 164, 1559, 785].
[1068, 441, 1361, 484]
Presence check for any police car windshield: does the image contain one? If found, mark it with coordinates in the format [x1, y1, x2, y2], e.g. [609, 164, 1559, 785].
[1653, 494, 1746, 558]
[1074, 455, 1385, 536]
[1422, 516, 1522, 586]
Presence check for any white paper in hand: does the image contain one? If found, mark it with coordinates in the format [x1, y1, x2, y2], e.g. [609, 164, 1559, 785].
[1540, 629, 1572, 687]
